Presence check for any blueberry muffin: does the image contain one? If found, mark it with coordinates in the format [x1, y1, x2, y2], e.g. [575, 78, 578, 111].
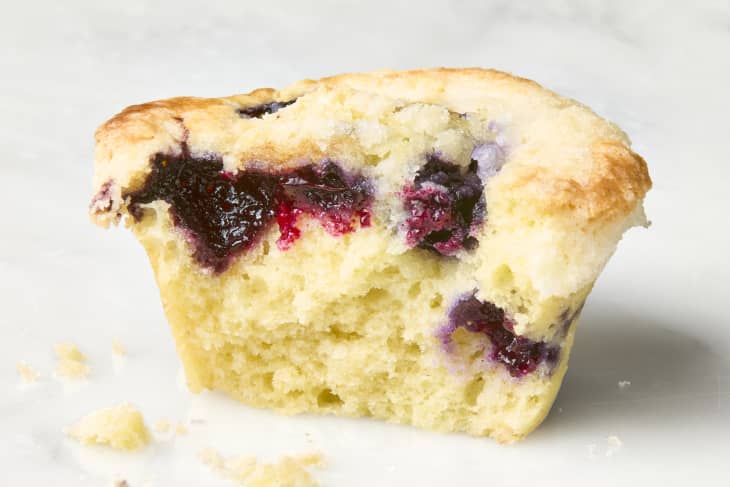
[90, 68, 651, 442]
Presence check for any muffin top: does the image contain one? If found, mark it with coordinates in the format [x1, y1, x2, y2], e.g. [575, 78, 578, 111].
[90, 68, 651, 304]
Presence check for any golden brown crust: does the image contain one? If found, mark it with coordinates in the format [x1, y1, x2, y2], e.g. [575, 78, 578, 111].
[94, 68, 546, 157]
[502, 141, 651, 223]
[587, 141, 652, 221]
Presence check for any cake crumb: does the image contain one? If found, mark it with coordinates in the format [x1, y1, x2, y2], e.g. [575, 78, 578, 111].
[618, 380, 631, 389]
[606, 435, 623, 456]
[112, 339, 127, 356]
[607, 435, 623, 447]
[175, 422, 188, 435]
[291, 452, 324, 467]
[154, 419, 186, 435]
[154, 419, 172, 433]
[66, 403, 150, 451]
[16, 361, 40, 383]
[54, 342, 89, 378]
[199, 448, 324, 486]
[111, 480, 129, 487]
[199, 447, 225, 468]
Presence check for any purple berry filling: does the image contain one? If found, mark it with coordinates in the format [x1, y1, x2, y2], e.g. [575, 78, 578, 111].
[237, 99, 297, 119]
[127, 151, 372, 273]
[90, 180, 114, 214]
[438, 293, 559, 378]
[401, 155, 485, 255]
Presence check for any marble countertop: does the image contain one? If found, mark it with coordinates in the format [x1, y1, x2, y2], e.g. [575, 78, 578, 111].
[2, 1, 729, 485]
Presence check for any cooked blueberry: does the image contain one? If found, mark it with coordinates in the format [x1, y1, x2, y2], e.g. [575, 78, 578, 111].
[127, 152, 372, 273]
[402, 155, 485, 255]
[237, 99, 297, 118]
[558, 302, 585, 335]
[439, 293, 560, 377]
[90, 180, 114, 214]
[279, 161, 373, 236]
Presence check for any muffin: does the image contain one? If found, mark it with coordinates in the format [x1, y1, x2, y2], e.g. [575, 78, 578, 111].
[89, 68, 651, 442]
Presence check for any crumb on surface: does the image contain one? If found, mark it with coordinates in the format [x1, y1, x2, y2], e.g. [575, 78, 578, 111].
[16, 361, 40, 383]
[607, 435, 623, 447]
[154, 419, 172, 433]
[606, 435, 623, 457]
[175, 422, 188, 435]
[154, 419, 186, 435]
[111, 480, 129, 487]
[112, 339, 127, 356]
[199, 448, 324, 486]
[618, 380, 631, 389]
[199, 447, 225, 468]
[54, 342, 89, 378]
[66, 403, 150, 451]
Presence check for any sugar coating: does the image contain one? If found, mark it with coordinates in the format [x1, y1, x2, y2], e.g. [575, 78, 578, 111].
[54, 342, 89, 379]
[90, 69, 651, 442]
[199, 448, 323, 487]
[66, 404, 150, 451]
[16, 361, 40, 383]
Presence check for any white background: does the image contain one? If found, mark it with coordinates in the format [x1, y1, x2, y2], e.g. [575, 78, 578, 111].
[2, 1, 729, 485]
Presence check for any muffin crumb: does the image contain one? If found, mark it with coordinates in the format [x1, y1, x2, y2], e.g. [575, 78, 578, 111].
[199, 448, 324, 486]
[607, 435, 623, 447]
[16, 361, 40, 383]
[154, 419, 171, 433]
[606, 435, 623, 456]
[175, 422, 188, 435]
[66, 403, 150, 451]
[54, 342, 89, 378]
[112, 339, 127, 356]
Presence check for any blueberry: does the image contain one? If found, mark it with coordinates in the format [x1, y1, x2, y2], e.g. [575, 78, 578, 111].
[402, 155, 485, 255]
[440, 293, 560, 377]
[127, 152, 372, 273]
[237, 99, 297, 119]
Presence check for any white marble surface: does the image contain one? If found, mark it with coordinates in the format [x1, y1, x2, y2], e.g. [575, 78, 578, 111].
[2, 1, 729, 485]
